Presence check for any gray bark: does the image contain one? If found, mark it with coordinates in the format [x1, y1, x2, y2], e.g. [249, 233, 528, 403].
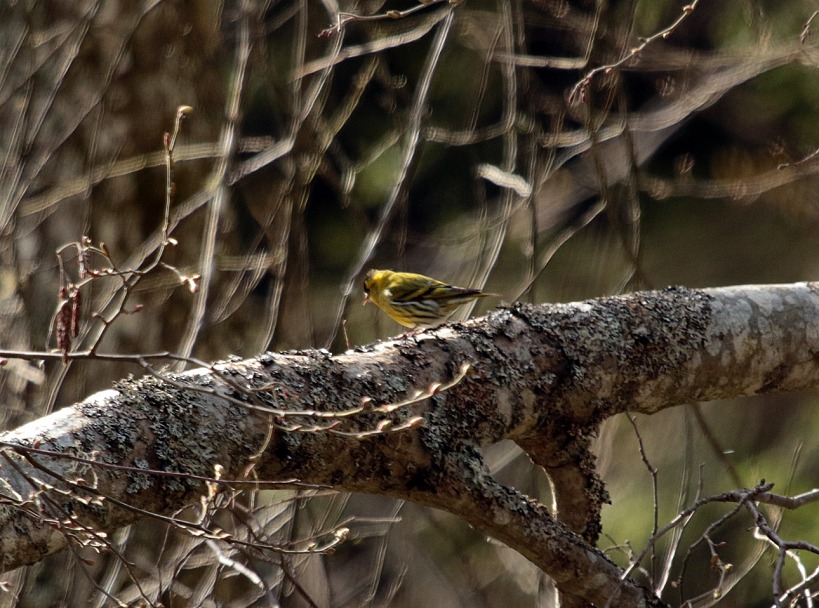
[2, 282, 818, 606]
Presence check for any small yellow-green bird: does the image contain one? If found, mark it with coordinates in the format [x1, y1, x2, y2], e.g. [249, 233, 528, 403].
[363, 269, 490, 330]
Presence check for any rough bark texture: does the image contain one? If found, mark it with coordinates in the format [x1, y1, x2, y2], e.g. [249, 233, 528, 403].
[1, 282, 818, 606]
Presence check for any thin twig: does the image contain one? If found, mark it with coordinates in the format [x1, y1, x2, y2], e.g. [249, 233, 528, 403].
[569, 1, 700, 105]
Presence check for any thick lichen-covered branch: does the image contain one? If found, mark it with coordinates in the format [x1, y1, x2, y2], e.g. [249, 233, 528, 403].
[1, 282, 818, 607]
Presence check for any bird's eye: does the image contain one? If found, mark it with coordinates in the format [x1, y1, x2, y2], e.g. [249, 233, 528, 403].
[363, 281, 370, 294]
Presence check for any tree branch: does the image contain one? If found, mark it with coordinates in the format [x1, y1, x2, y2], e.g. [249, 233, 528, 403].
[1, 282, 818, 606]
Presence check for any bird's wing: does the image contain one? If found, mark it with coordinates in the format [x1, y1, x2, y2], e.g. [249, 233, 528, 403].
[387, 277, 447, 302]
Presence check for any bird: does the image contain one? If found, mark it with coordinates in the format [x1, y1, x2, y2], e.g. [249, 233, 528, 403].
[362, 269, 491, 331]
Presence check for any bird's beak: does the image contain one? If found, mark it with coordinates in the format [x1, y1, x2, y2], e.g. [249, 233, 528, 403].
[363, 293, 370, 306]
